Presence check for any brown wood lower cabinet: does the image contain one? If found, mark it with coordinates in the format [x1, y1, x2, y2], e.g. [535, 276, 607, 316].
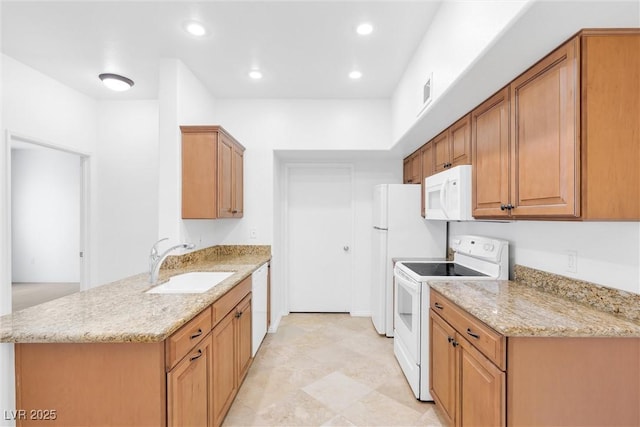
[14, 278, 253, 427]
[430, 289, 640, 427]
[168, 333, 213, 427]
[212, 293, 252, 426]
[429, 308, 505, 427]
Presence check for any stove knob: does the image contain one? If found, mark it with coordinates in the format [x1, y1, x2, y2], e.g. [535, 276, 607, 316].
[483, 243, 494, 252]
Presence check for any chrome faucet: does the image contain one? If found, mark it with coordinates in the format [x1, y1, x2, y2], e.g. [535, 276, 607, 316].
[149, 238, 196, 284]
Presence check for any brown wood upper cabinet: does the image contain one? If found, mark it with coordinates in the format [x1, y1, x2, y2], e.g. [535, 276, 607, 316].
[472, 29, 640, 219]
[472, 87, 511, 218]
[403, 150, 422, 184]
[434, 114, 471, 173]
[181, 126, 245, 219]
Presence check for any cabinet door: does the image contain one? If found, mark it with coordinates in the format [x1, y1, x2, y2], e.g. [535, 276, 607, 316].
[231, 146, 244, 217]
[433, 130, 450, 172]
[420, 143, 434, 216]
[403, 158, 411, 184]
[168, 335, 213, 427]
[430, 311, 456, 426]
[410, 152, 422, 184]
[182, 132, 218, 219]
[217, 136, 234, 218]
[212, 311, 237, 427]
[235, 295, 253, 384]
[581, 31, 640, 219]
[449, 114, 471, 167]
[472, 87, 511, 218]
[457, 336, 505, 427]
[510, 37, 579, 217]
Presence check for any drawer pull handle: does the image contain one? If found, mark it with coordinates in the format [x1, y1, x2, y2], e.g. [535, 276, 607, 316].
[434, 302, 444, 310]
[190, 328, 203, 339]
[466, 328, 480, 339]
[189, 349, 203, 362]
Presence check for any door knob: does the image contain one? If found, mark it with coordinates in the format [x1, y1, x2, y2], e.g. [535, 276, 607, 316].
[343, 246, 350, 252]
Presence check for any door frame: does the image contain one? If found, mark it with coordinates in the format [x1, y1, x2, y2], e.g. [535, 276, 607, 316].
[3, 130, 91, 303]
[282, 163, 355, 314]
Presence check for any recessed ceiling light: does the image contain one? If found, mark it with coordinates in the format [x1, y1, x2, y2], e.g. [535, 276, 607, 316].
[356, 23, 374, 36]
[249, 70, 263, 80]
[184, 21, 207, 37]
[349, 70, 362, 80]
[98, 73, 134, 91]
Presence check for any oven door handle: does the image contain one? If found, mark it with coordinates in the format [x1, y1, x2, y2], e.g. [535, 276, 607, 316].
[394, 272, 421, 294]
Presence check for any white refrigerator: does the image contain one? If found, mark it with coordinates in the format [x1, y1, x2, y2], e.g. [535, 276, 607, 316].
[371, 184, 446, 337]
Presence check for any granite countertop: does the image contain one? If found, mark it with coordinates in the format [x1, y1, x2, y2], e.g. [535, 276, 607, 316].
[0, 246, 271, 344]
[429, 279, 640, 338]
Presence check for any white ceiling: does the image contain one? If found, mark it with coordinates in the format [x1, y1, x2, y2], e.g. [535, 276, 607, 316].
[1, 1, 442, 100]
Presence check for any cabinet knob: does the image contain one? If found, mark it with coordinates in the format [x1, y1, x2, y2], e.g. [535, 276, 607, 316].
[500, 204, 506, 211]
[452, 340, 459, 348]
[447, 336, 454, 343]
[232, 210, 238, 214]
[505, 204, 514, 210]
[235, 310, 242, 318]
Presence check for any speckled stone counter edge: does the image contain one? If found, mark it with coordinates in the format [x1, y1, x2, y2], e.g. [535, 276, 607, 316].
[514, 264, 640, 323]
[162, 245, 271, 270]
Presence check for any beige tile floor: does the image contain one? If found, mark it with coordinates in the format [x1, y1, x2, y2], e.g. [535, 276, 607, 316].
[223, 313, 446, 427]
[12, 282, 79, 312]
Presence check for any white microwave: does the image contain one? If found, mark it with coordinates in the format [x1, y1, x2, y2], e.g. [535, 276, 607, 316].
[424, 165, 473, 221]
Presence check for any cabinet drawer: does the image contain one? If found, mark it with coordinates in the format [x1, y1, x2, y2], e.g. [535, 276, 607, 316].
[212, 276, 252, 326]
[166, 307, 212, 369]
[430, 289, 506, 370]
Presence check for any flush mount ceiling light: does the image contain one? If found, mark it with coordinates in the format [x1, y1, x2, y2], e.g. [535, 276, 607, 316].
[349, 70, 362, 80]
[98, 73, 134, 91]
[249, 70, 263, 80]
[184, 21, 207, 37]
[356, 23, 374, 36]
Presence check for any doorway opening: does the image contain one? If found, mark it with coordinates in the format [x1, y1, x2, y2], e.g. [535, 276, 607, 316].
[6, 132, 90, 312]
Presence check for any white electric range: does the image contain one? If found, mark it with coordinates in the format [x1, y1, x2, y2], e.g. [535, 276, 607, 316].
[393, 235, 509, 401]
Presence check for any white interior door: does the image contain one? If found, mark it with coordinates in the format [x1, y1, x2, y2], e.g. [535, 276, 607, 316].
[286, 165, 352, 312]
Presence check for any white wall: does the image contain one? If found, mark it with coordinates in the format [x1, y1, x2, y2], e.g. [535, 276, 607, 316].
[11, 148, 80, 282]
[212, 98, 392, 245]
[450, 221, 640, 294]
[391, 0, 530, 142]
[158, 58, 223, 251]
[94, 100, 159, 284]
[391, 0, 640, 155]
[212, 98, 393, 322]
[0, 4, 15, 422]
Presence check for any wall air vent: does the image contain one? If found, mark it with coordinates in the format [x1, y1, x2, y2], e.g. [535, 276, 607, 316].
[417, 72, 433, 117]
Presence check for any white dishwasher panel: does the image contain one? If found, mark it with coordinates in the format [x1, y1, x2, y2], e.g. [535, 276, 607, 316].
[251, 263, 268, 357]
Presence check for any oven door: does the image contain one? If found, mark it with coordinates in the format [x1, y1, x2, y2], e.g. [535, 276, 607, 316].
[393, 270, 421, 398]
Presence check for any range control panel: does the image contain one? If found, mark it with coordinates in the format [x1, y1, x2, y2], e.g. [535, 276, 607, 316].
[450, 235, 508, 262]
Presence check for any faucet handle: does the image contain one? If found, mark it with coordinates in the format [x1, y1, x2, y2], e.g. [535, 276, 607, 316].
[151, 237, 169, 257]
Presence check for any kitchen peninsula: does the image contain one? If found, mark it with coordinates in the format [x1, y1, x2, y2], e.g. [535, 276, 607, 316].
[0, 245, 271, 427]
